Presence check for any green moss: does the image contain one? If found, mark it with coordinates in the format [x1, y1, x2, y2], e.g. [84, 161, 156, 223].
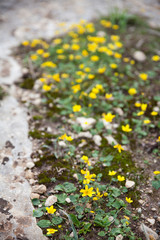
[29, 129, 54, 139]
[38, 171, 51, 183]
[33, 115, 43, 120]
[0, 86, 6, 100]
[19, 78, 34, 89]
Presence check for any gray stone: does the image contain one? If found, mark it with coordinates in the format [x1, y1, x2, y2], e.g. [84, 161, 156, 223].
[125, 180, 135, 189]
[77, 131, 92, 138]
[26, 161, 35, 169]
[30, 193, 40, 199]
[32, 185, 47, 194]
[140, 223, 158, 240]
[133, 51, 146, 62]
[45, 195, 58, 206]
[116, 234, 123, 240]
[93, 135, 102, 146]
[147, 218, 155, 225]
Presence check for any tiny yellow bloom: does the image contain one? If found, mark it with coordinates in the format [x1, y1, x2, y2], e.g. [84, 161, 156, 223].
[89, 92, 97, 99]
[103, 192, 108, 197]
[122, 124, 132, 132]
[143, 119, 151, 124]
[110, 63, 117, 69]
[42, 84, 52, 91]
[139, 73, 148, 81]
[46, 206, 56, 214]
[105, 93, 113, 99]
[114, 144, 124, 153]
[102, 112, 115, 122]
[128, 88, 137, 95]
[30, 54, 38, 61]
[112, 24, 119, 30]
[108, 171, 117, 176]
[47, 228, 58, 235]
[65, 136, 73, 141]
[81, 169, 87, 175]
[137, 111, 144, 116]
[156, 136, 160, 142]
[98, 67, 106, 74]
[53, 38, 62, 44]
[80, 185, 95, 197]
[153, 171, 160, 175]
[151, 111, 158, 116]
[90, 55, 99, 61]
[135, 102, 141, 107]
[22, 41, 29, 46]
[72, 105, 81, 112]
[117, 175, 125, 181]
[141, 104, 147, 111]
[152, 55, 160, 61]
[126, 197, 133, 203]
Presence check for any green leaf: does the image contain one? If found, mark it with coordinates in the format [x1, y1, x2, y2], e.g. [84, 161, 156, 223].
[54, 182, 76, 193]
[32, 199, 40, 206]
[69, 214, 81, 227]
[33, 209, 43, 218]
[37, 220, 51, 228]
[152, 180, 160, 190]
[98, 231, 106, 237]
[56, 193, 67, 204]
[52, 216, 63, 225]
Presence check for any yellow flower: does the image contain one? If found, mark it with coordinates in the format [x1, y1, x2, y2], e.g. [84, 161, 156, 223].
[123, 57, 130, 62]
[82, 50, 89, 56]
[135, 102, 141, 107]
[41, 61, 56, 68]
[100, 20, 112, 28]
[47, 228, 58, 235]
[43, 52, 50, 58]
[122, 124, 132, 132]
[117, 175, 125, 181]
[80, 185, 95, 197]
[114, 144, 124, 153]
[73, 105, 81, 112]
[151, 111, 158, 116]
[53, 73, 60, 82]
[108, 171, 117, 176]
[156, 136, 160, 142]
[61, 73, 69, 78]
[89, 92, 97, 99]
[36, 49, 44, 55]
[105, 93, 112, 99]
[96, 84, 103, 90]
[98, 67, 106, 74]
[137, 111, 144, 116]
[92, 87, 99, 94]
[65, 136, 73, 141]
[143, 119, 151, 124]
[93, 188, 103, 201]
[152, 55, 160, 61]
[103, 192, 108, 197]
[22, 41, 29, 46]
[53, 38, 62, 44]
[81, 155, 91, 166]
[42, 84, 52, 91]
[112, 24, 119, 30]
[88, 74, 95, 79]
[128, 88, 137, 95]
[31, 54, 38, 61]
[59, 133, 67, 140]
[111, 35, 120, 42]
[81, 169, 87, 175]
[72, 84, 81, 93]
[90, 55, 99, 61]
[153, 171, 160, 175]
[63, 43, 70, 49]
[110, 63, 117, 69]
[84, 67, 91, 72]
[84, 171, 96, 183]
[102, 112, 115, 122]
[126, 197, 133, 203]
[141, 104, 147, 111]
[46, 206, 56, 214]
[72, 44, 80, 50]
[139, 73, 148, 81]
[114, 52, 122, 58]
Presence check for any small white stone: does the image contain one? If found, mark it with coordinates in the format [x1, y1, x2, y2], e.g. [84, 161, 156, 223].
[69, 232, 74, 237]
[105, 135, 117, 145]
[137, 208, 142, 214]
[73, 173, 78, 180]
[45, 195, 57, 206]
[30, 193, 40, 199]
[77, 131, 92, 138]
[151, 208, 156, 211]
[58, 141, 66, 147]
[125, 180, 135, 189]
[153, 106, 159, 112]
[116, 234, 123, 240]
[76, 117, 96, 131]
[32, 184, 47, 194]
[133, 51, 146, 62]
[147, 218, 155, 225]
[138, 199, 145, 205]
[114, 107, 124, 116]
[108, 216, 114, 222]
[26, 161, 35, 169]
[25, 170, 34, 179]
[97, 31, 106, 37]
[93, 135, 102, 146]
[66, 197, 71, 203]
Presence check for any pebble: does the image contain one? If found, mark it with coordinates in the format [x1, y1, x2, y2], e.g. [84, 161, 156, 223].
[66, 197, 71, 203]
[76, 117, 96, 131]
[77, 131, 92, 138]
[93, 135, 102, 146]
[30, 193, 40, 199]
[25, 170, 34, 179]
[139, 199, 145, 205]
[73, 173, 78, 180]
[108, 216, 114, 222]
[105, 135, 117, 145]
[147, 218, 155, 225]
[114, 107, 124, 116]
[140, 223, 158, 239]
[45, 195, 57, 206]
[151, 208, 157, 212]
[116, 234, 123, 240]
[26, 161, 35, 169]
[58, 141, 66, 147]
[137, 208, 142, 214]
[125, 180, 135, 189]
[133, 51, 146, 62]
[157, 217, 160, 222]
[32, 184, 47, 194]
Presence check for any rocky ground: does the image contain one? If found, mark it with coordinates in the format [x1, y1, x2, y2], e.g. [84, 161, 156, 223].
[0, 0, 160, 239]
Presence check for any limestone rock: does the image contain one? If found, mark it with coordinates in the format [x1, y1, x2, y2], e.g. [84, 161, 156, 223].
[105, 135, 118, 145]
[93, 135, 102, 146]
[26, 161, 35, 169]
[32, 184, 47, 194]
[116, 234, 123, 240]
[77, 131, 92, 138]
[133, 51, 146, 62]
[45, 195, 57, 206]
[25, 169, 34, 179]
[125, 180, 135, 189]
[30, 193, 40, 199]
[147, 218, 155, 225]
[139, 223, 158, 240]
[76, 117, 96, 130]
